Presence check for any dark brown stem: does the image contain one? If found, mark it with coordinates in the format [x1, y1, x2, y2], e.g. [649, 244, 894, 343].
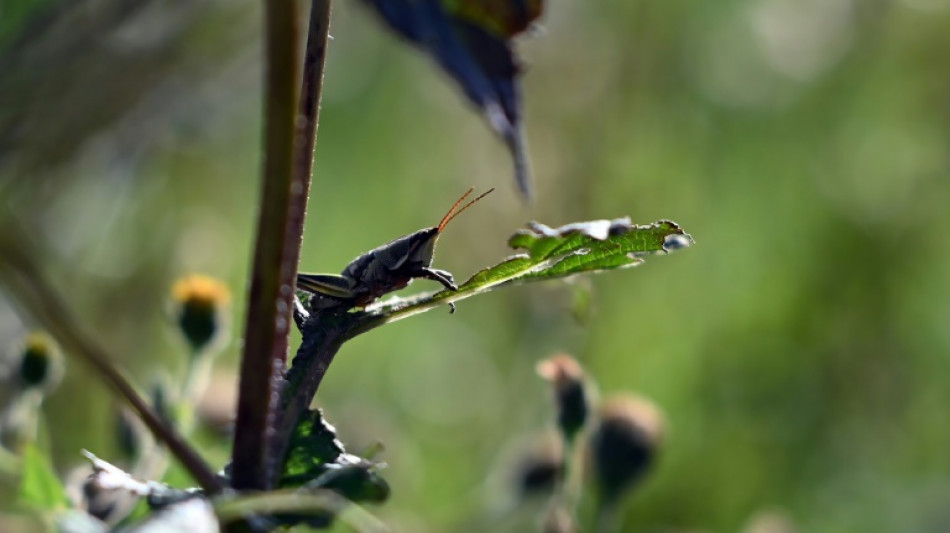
[268, 0, 336, 483]
[231, 0, 332, 491]
[0, 232, 224, 494]
[230, 0, 302, 491]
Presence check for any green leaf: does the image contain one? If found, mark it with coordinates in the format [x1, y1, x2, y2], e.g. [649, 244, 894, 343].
[18, 443, 69, 510]
[347, 218, 692, 335]
[279, 409, 389, 505]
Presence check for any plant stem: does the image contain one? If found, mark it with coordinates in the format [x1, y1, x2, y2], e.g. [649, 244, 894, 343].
[0, 233, 224, 494]
[231, 0, 332, 491]
[263, 0, 334, 483]
[273, 312, 347, 467]
[230, 0, 302, 491]
[294, 0, 332, 195]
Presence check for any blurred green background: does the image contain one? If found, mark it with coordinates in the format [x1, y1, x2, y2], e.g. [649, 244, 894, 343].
[2, 0, 950, 531]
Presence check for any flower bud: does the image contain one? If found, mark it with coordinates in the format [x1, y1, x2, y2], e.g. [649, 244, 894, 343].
[15, 332, 63, 392]
[541, 503, 576, 533]
[742, 508, 798, 533]
[536, 354, 590, 442]
[511, 431, 564, 499]
[114, 407, 144, 462]
[588, 394, 665, 504]
[170, 274, 230, 354]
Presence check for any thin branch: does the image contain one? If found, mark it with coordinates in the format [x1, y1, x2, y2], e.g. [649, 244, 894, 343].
[0, 231, 224, 494]
[273, 311, 347, 467]
[230, 0, 302, 491]
[293, 0, 332, 196]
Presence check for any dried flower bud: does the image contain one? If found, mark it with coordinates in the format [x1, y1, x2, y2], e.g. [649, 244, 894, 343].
[15, 331, 63, 392]
[536, 354, 590, 441]
[541, 503, 576, 533]
[170, 274, 230, 354]
[588, 394, 665, 504]
[741, 508, 798, 533]
[511, 431, 564, 499]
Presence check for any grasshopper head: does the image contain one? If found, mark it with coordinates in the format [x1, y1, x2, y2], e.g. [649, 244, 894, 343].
[399, 188, 494, 269]
[410, 226, 441, 265]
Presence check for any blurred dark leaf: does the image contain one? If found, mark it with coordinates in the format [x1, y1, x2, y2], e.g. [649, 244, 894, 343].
[279, 409, 389, 505]
[359, 0, 543, 198]
[445, 0, 544, 38]
[18, 443, 70, 510]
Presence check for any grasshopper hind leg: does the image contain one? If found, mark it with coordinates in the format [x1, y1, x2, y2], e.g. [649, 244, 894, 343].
[296, 273, 359, 311]
[296, 273, 356, 299]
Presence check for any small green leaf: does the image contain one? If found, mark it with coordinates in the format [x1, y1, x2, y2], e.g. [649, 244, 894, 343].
[279, 410, 389, 505]
[348, 218, 692, 335]
[18, 443, 69, 510]
[280, 409, 346, 486]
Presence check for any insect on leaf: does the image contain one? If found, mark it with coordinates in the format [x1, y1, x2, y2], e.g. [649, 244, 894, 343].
[347, 219, 693, 335]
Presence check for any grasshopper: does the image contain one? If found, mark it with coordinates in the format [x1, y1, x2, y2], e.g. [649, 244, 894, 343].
[297, 187, 494, 310]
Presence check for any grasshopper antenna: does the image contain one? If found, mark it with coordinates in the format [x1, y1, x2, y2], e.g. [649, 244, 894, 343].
[438, 188, 495, 232]
[437, 188, 474, 232]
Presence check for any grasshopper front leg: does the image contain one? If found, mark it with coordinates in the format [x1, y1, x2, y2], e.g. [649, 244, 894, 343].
[416, 267, 460, 314]
[416, 267, 458, 292]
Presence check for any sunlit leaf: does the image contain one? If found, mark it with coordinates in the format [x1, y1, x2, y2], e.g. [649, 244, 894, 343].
[18, 443, 69, 510]
[359, 0, 543, 198]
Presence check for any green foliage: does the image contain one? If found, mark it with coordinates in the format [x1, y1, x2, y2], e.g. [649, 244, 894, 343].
[279, 409, 389, 505]
[18, 443, 69, 510]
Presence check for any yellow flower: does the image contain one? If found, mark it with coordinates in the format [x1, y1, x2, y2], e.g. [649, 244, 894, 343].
[171, 274, 231, 354]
